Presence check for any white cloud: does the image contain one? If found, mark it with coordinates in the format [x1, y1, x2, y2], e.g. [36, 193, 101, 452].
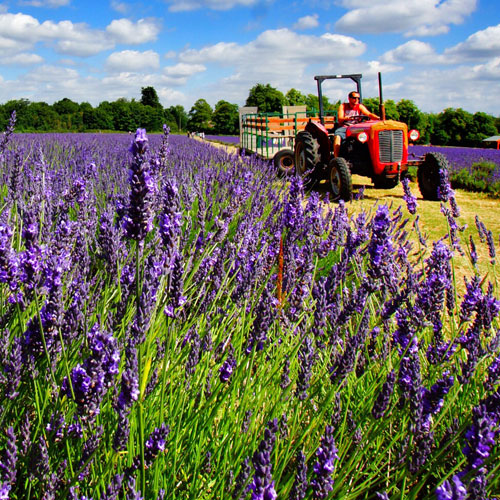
[161, 62, 206, 85]
[106, 18, 161, 44]
[106, 50, 161, 72]
[166, 0, 257, 12]
[293, 14, 319, 31]
[20, 0, 71, 7]
[177, 28, 367, 105]
[110, 0, 129, 14]
[381, 40, 443, 64]
[0, 52, 44, 65]
[180, 29, 365, 66]
[444, 23, 500, 60]
[0, 13, 161, 59]
[335, 0, 477, 37]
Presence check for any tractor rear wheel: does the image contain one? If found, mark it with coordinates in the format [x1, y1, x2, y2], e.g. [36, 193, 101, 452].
[294, 131, 320, 187]
[329, 157, 352, 201]
[417, 152, 449, 201]
[273, 149, 294, 177]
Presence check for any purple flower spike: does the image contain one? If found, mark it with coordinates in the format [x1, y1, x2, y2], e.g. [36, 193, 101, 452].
[123, 128, 154, 242]
[372, 370, 396, 419]
[249, 419, 278, 500]
[129, 128, 149, 155]
[311, 425, 338, 499]
[402, 178, 417, 215]
[435, 475, 467, 500]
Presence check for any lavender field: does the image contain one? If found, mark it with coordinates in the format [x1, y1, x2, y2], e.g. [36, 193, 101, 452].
[0, 120, 499, 499]
[409, 145, 500, 172]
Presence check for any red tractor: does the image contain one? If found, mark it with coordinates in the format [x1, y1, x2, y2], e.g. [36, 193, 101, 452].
[294, 73, 449, 201]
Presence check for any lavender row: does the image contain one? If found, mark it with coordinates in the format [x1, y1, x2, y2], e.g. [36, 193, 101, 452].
[0, 121, 499, 499]
[410, 144, 500, 175]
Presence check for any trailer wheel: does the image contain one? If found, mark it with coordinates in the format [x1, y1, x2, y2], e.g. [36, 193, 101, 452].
[273, 149, 294, 177]
[417, 152, 449, 201]
[294, 131, 320, 187]
[329, 157, 352, 202]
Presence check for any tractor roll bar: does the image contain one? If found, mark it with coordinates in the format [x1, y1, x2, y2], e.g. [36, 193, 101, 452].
[314, 74, 362, 125]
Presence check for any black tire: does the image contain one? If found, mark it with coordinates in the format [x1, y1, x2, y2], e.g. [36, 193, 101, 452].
[273, 149, 294, 177]
[373, 175, 399, 189]
[417, 152, 449, 201]
[294, 131, 320, 187]
[329, 157, 352, 201]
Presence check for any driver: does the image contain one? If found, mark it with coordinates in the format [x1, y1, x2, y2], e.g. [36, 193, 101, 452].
[334, 91, 379, 157]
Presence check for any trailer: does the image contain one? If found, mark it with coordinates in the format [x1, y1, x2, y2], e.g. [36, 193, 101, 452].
[239, 105, 336, 176]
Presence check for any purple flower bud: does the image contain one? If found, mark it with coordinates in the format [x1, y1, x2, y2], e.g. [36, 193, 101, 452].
[436, 475, 467, 500]
[372, 370, 396, 419]
[289, 450, 308, 500]
[402, 178, 417, 214]
[311, 425, 338, 499]
[249, 419, 278, 500]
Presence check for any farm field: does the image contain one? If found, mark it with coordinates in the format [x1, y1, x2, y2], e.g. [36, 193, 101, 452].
[0, 130, 499, 499]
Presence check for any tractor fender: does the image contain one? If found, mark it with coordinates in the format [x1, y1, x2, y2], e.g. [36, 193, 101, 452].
[304, 120, 331, 164]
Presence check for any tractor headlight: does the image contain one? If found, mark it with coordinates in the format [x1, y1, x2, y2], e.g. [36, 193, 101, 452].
[357, 132, 368, 143]
[409, 129, 420, 142]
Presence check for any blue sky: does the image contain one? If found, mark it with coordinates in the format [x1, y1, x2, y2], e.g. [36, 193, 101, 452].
[0, 0, 499, 115]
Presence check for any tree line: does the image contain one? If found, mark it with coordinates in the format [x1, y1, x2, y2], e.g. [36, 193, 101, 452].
[1, 84, 499, 147]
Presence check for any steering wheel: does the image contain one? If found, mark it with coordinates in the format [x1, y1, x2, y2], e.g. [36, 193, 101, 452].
[347, 115, 372, 124]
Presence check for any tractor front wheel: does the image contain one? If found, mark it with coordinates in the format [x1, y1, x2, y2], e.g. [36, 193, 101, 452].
[273, 149, 294, 177]
[294, 131, 320, 188]
[329, 157, 352, 201]
[417, 152, 449, 201]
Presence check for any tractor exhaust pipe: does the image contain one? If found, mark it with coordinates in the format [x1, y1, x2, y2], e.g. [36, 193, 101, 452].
[378, 72, 386, 121]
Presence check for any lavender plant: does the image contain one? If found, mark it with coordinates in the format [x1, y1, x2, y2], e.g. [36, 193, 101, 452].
[0, 126, 498, 499]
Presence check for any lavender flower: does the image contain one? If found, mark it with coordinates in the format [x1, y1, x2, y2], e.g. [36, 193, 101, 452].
[296, 335, 315, 401]
[289, 450, 308, 500]
[402, 177, 417, 214]
[462, 403, 497, 472]
[123, 128, 155, 242]
[232, 457, 251, 500]
[311, 425, 338, 499]
[437, 167, 453, 202]
[435, 475, 467, 500]
[117, 345, 139, 412]
[219, 345, 237, 383]
[0, 427, 17, 486]
[486, 229, 496, 264]
[61, 324, 120, 422]
[372, 370, 396, 419]
[144, 423, 170, 468]
[421, 375, 454, 430]
[249, 419, 278, 500]
[164, 252, 186, 318]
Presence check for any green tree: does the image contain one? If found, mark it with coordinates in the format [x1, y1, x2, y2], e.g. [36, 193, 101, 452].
[285, 88, 307, 106]
[2, 99, 30, 130]
[165, 105, 188, 133]
[212, 100, 239, 135]
[25, 102, 59, 131]
[53, 97, 80, 116]
[187, 99, 213, 133]
[304, 93, 332, 115]
[432, 108, 473, 146]
[141, 86, 162, 109]
[110, 98, 133, 132]
[467, 111, 498, 146]
[396, 99, 421, 130]
[245, 83, 285, 113]
[363, 98, 399, 120]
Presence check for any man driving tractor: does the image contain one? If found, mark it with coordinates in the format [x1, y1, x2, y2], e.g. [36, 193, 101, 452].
[334, 91, 379, 157]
